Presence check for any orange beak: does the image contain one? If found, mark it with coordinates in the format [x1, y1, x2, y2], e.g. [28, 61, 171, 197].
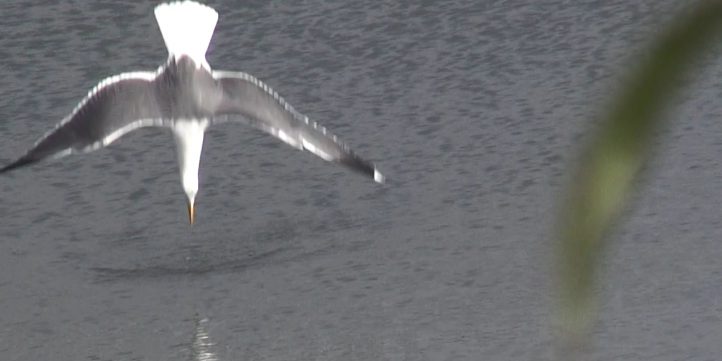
[187, 201, 196, 225]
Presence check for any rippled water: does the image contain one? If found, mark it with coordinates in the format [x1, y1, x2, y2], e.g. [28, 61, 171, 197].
[1, 1, 721, 360]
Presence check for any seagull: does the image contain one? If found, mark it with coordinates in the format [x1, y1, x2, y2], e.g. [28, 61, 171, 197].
[0, 1, 384, 225]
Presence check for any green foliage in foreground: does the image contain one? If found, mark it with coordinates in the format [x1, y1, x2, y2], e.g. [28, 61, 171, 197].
[555, 0, 722, 356]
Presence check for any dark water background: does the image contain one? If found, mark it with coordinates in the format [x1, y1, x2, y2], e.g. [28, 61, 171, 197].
[1, 1, 721, 360]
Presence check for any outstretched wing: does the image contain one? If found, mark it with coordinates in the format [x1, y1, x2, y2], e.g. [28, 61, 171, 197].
[1, 72, 168, 173]
[211, 70, 384, 183]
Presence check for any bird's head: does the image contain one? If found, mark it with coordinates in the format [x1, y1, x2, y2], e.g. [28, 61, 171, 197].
[183, 181, 198, 226]
[187, 196, 196, 225]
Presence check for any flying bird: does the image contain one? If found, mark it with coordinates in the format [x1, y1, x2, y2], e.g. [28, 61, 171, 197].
[0, 1, 384, 224]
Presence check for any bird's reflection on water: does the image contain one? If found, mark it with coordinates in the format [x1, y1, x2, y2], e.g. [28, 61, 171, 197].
[191, 316, 218, 361]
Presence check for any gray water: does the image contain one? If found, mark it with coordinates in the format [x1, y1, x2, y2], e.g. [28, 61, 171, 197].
[1, 1, 721, 360]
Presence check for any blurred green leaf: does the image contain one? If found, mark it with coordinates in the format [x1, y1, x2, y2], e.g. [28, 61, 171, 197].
[555, 1, 722, 357]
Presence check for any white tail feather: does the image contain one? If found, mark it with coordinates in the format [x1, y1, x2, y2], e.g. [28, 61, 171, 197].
[154, 1, 218, 67]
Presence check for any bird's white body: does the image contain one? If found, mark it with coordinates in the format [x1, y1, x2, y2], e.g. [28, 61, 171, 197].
[155, 1, 219, 221]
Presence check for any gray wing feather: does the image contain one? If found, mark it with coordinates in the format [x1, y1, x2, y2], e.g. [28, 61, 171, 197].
[1, 72, 166, 173]
[211, 70, 384, 182]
